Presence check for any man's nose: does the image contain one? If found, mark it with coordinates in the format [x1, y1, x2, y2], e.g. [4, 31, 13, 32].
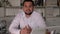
[26, 8, 30, 11]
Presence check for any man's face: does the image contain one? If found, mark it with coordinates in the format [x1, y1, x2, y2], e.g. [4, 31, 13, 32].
[23, 2, 34, 15]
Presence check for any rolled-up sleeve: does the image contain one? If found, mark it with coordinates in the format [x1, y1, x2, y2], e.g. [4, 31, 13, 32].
[9, 14, 21, 34]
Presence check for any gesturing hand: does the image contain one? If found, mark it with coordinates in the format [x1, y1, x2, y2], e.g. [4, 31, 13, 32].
[20, 25, 32, 34]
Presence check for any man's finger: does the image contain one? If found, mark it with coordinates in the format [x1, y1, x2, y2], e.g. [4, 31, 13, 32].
[22, 26, 27, 30]
[27, 25, 32, 29]
[23, 25, 32, 31]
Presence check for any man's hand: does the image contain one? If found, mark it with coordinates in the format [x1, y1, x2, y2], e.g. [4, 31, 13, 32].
[20, 25, 32, 34]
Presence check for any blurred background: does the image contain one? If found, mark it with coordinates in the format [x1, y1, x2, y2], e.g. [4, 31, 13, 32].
[0, 0, 60, 34]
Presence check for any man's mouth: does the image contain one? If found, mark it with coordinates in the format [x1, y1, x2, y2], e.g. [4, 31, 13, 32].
[25, 11, 33, 15]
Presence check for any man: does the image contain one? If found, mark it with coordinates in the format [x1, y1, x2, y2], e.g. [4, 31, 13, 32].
[9, 0, 46, 34]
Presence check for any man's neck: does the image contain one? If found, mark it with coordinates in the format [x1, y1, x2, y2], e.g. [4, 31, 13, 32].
[25, 14, 31, 18]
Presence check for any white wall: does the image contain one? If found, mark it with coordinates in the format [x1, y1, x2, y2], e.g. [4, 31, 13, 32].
[8, 0, 20, 7]
[46, 0, 57, 6]
[0, 7, 4, 17]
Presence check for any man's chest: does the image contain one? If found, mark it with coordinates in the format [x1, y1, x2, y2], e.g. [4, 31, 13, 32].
[19, 17, 39, 30]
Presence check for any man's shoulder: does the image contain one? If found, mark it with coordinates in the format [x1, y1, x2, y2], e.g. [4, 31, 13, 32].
[33, 11, 41, 16]
[15, 10, 24, 17]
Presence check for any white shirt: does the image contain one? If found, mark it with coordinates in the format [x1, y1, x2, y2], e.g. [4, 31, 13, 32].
[9, 10, 46, 34]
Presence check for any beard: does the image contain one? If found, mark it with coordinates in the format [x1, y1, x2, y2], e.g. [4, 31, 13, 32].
[25, 11, 33, 15]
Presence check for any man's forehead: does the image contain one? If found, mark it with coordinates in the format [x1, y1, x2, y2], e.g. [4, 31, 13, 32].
[24, 2, 33, 4]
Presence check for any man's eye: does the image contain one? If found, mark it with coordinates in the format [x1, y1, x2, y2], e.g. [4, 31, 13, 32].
[29, 5, 33, 7]
[24, 5, 32, 8]
[24, 6, 27, 7]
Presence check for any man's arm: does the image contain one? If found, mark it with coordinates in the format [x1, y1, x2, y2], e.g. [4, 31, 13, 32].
[37, 13, 48, 34]
[9, 14, 32, 34]
[37, 14, 47, 28]
[9, 14, 20, 34]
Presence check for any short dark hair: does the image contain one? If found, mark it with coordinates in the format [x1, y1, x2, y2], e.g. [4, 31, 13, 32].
[23, 0, 34, 6]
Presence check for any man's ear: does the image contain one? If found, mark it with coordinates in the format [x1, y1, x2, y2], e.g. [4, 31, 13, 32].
[33, 6, 35, 10]
[33, 6, 34, 8]
[22, 7, 24, 10]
